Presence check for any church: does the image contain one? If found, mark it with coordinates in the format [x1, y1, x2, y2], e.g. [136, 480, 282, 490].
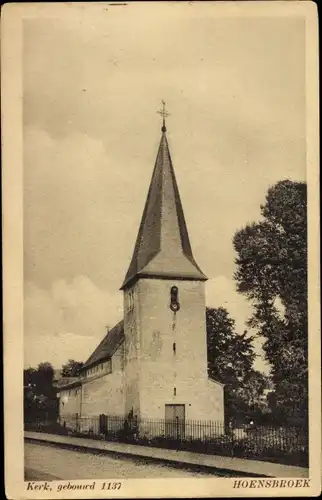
[58, 110, 225, 429]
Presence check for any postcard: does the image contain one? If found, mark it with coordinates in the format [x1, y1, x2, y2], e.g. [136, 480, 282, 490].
[2, 1, 320, 498]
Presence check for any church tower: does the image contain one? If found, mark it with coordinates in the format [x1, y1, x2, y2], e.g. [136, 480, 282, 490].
[121, 106, 224, 423]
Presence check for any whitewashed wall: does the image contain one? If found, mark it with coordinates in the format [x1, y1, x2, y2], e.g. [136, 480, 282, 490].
[124, 278, 225, 422]
[81, 345, 125, 417]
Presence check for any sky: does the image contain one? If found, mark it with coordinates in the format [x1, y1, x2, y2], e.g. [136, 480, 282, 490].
[23, 3, 306, 374]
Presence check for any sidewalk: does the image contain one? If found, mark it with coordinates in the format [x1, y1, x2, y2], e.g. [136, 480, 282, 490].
[25, 431, 308, 478]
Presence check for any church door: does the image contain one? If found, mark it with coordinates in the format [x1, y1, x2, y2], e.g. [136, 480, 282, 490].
[165, 404, 185, 440]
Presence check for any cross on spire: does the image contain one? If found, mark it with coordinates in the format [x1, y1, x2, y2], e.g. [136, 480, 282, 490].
[157, 100, 170, 132]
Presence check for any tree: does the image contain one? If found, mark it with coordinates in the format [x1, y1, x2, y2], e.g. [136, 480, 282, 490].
[235, 370, 270, 413]
[233, 180, 307, 421]
[24, 362, 58, 424]
[24, 367, 37, 388]
[36, 362, 55, 398]
[206, 307, 257, 420]
[61, 359, 84, 377]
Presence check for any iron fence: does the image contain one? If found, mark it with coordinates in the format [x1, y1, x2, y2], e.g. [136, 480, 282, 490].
[43, 413, 308, 467]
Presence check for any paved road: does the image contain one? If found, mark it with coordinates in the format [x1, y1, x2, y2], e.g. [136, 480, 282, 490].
[25, 442, 222, 480]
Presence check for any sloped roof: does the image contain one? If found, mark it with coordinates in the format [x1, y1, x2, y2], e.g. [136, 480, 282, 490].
[121, 127, 207, 289]
[55, 377, 82, 391]
[81, 320, 124, 370]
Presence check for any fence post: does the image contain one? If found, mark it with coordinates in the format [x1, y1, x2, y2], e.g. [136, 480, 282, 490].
[176, 416, 179, 449]
[230, 420, 234, 458]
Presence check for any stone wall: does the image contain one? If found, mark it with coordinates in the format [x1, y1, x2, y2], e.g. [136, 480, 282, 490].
[81, 345, 125, 417]
[131, 278, 224, 422]
[59, 385, 81, 428]
[123, 283, 141, 417]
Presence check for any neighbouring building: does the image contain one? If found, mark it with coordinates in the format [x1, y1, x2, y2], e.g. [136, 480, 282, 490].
[58, 115, 225, 431]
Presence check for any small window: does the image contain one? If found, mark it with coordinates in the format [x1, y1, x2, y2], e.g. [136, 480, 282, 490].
[170, 286, 180, 312]
[129, 291, 134, 311]
[173, 387, 176, 396]
[173, 342, 176, 354]
[106, 359, 112, 374]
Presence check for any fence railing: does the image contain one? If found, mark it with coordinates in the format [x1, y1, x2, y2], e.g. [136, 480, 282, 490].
[29, 413, 305, 467]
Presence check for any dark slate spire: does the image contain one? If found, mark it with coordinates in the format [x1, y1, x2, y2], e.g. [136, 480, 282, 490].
[121, 114, 207, 290]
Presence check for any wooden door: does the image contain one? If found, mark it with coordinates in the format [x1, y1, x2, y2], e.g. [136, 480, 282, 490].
[165, 404, 185, 439]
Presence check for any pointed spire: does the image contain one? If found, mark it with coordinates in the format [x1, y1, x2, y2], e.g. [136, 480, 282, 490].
[121, 114, 207, 290]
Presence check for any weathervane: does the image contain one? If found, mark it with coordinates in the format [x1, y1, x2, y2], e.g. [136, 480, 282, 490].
[157, 100, 170, 132]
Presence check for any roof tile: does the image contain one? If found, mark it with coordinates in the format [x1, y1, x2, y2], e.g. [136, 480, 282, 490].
[82, 320, 124, 370]
[121, 129, 207, 289]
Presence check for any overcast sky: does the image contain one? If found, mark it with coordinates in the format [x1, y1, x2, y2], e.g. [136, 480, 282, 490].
[23, 3, 306, 374]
